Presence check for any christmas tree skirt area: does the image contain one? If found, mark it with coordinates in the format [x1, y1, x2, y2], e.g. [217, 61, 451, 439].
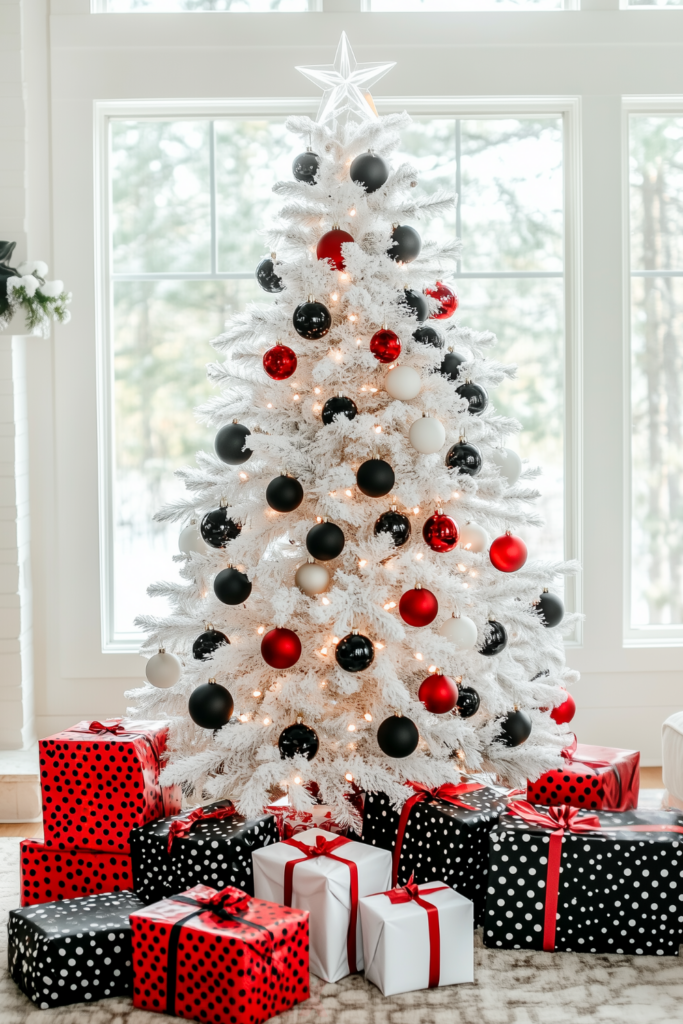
[0, 838, 680, 1024]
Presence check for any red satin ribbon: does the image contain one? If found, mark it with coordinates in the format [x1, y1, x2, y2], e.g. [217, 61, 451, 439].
[166, 803, 236, 853]
[70, 720, 127, 736]
[507, 801, 683, 951]
[178, 884, 252, 916]
[384, 876, 449, 988]
[283, 834, 359, 974]
[65, 719, 164, 773]
[392, 781, 485, 886]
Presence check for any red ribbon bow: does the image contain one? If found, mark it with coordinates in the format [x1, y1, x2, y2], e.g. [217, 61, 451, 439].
[189, 885, 251, 916]
[283, 834, 359, 974]
[167, 804, 236, 853]
[383, 874, 449, 988]
[76, 720, 127, 735]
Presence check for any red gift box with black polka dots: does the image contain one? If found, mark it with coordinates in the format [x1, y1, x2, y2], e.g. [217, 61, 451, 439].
[130, 884, 310, 1024]
[20, 838, 133, 906]
[526, 743, 640, 812]
[39, 719, 182, 853]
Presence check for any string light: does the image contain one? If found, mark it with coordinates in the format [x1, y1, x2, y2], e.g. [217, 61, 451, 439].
[383, 601, 396, 610]
[314, 387, 321, 395]
[364, 713, 373, 722]
[321, 596, 330, 605]
[376, 642, 384, 650]
[359, 559, 367, 568]
[320, 646, 328, 655]
[339, 272, 349, 280]
[452, 491, 460, 499]
[457, 564, 467, 572]
[345, 772, 354, 781]
[356, 338, 362, 346]
[349, 208, 356, 217]
[374, 424, 382, 433]
[470, 569, 478, 577]
[428, 665, 437, 673]
[252, 690, 261, 697]
[415, 553, 423, 561]
[332, 636, 339, 644]
[414, 652, 423, 661]
[293, 394, 300, 401]
[257, 626, 265, 635]
[294, 776, 302, 784]
[370, 387, 378, 393]
[348, 723, 356, 731]
[312, 403, 322, 413]
[330, 292, 339, 301]
[345, 489, 353, 497]
[317, 516, 322, 522]
[239, 472, 248, 481]
[413, 507, 420, 514]
[267, 403, 273, 409]
[263, 717, 271, 725]
[239, 714, 249, 722]
[348, 314, 358, 322]
[320, 679, 327, 687]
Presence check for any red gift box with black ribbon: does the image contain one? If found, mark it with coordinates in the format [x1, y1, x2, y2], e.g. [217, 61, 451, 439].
[40, 718, 182, 852]
[19, 838, 133, 906]
[527, 741, 640, 811]
[130, 884, 309, 1024]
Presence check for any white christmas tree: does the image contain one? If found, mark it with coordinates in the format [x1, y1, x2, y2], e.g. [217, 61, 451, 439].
[128, 35, 579, 830]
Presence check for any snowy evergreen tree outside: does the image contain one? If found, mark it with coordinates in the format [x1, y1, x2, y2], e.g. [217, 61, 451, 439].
[128, 35, 579, 830]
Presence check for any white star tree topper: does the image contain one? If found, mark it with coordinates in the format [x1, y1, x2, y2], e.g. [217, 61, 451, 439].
[296, 32, 396, 128]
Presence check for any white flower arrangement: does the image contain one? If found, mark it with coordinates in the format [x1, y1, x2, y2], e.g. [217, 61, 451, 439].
[0, 255, 71, 337]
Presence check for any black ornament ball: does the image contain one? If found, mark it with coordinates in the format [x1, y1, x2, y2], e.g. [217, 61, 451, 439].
[399, 288, 429, 323]
[456, 381, 489, 416]
[350, 151, 389, 193]
[266, 475, 304, 513]
[446, 440, 482, 477]
[537, 589, 565, 628]
[456, 685, 480, 719]
[293, 300, 331, 340]
[215, 422, 252, 465]
[377, 714, 419, 758]
[255, 256, 284, 294]
[480, 620, 508, 656]
[374, 508, 411, 548]
[322, 395, 357, 425]
[214, 567, 252, 605]
[192, 628, 230, 661]
[292, 149, 320, 184]
[388, 224, 422, 264]
[335, 632, 375, 672]
[413, 325, 444, 349]
[306, 521, 345, 561]
[498, 709, 533, 748]
[188, 681, 234, 731]
[357, 458, 395, 498]
[200, 506, 241, 548]
[439, 350, 466, 381]
[278, 721, 319, 761]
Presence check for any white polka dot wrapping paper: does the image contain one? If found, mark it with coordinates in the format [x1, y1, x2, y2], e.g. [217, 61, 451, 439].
[484, 802, 683, 957]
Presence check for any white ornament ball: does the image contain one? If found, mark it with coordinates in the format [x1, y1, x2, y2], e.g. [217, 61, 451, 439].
[385, 365, 421, 401]
[408, 416, 446, 455]
[458, 522, 489, 554]
[439, 614, 478, 650]
[295, 560, 330, 596]
[145, 650, 181, 688]
[179, 521, 208, 555]
[491, 447, 523, 486]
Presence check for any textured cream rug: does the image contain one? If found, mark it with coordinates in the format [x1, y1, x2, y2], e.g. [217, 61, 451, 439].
[1, 837, 682, 1024]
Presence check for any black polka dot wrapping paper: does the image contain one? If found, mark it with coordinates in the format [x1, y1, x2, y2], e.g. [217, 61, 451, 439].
[20, 838, 133, 906]
[484, 802, 683, 956]
[526, 742, 640, 812]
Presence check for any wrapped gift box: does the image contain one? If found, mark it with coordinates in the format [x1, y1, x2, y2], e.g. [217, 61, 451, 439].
[253, 826, 392, 982]
[484, 802, 683, 956]
[265, 801, 348, 841]
[130, 799, 278, 904]
[527, 743, 640, 811]
[40, 718, 182, 852]
[20, 838, 133, 906]
[8, 890, 143, 1008]
[360, 879, 474, 996]
[130, 884, 309, 1024]
[362, 782, 508, 925]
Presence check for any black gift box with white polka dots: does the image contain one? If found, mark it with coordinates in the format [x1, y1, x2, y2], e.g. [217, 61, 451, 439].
[130, 800, 279, 905]
[484, 809, 683, 956]
[8, 890, 144, 1008]
[361, 788, 508, 925]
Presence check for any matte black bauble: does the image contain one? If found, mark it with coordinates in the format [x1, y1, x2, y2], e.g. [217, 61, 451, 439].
[377, 714, 419, 758]
[306, 521, 345, 561]
[356, 458, 395, 498]
[255, 256, 284, 294]
[479, 619, 508, 656]
[537, 589, 565, 628]
[399, 289, 429, 323]
[293, 300, 331, 340]
[278, 721, 319, 760]
[498, 708, 533, 748]
[413, 325, 444, 349]
[439, 350, 466, 382]
[214, 567, 252, 605]
[192, 628, 230, 661]
[388, 224, 422, 264]
[374, 509, 411, 548]
[188, 681, 234, 731]
[266, 475, 304, 513]
[456, 685, 480, 719]
[446, 440, 482, 477]
[322, 395, 357, 425]
[200, 506, 241, 548]
[456, 381, 489, 416]
[335, 632, 374, 672]
[350, 151, 389, 193]
[215, 422, 252, 465]
[292, 149, 320, 184]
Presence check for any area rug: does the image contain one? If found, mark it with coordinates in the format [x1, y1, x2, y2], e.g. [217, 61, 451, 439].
[1, 838, 681, 1024]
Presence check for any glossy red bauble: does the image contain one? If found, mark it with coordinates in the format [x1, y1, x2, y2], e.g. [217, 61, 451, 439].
[551, 688, 576, 726]
[263, 344, 297, 381]
[426, 281, 458, 320]
[422, 511, 459, 553]
[399, 587, 438, 627]
[418, 673, 459, 714]
[316, 228, 354, 271]
[261, 627, 302, 669]
[490, 531, 528, 573]
[370, 328, 401, 364]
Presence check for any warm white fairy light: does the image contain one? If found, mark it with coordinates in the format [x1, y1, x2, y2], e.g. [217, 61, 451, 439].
[332, 636, 339, 644]
[383, 601, 396, 610]
[253, 690, 261, 697]
[359, 559, 367, 568]
[348, 723, 355, 731]
[428, 665, 437, 673]
[267, 403, 273, 409]
[320, 646, 328, 655]
[413, 506, 420, 514]
[376, 642, 384, 650]
[415, 552, 423, 561]
[322, 597, 330, 605]
[414, 652, 423, 660]
[239, 714, 249, 722]
[330, 292, 339, 301]
[457, 563, 467, 572]
[239, 472, 248, 481]
[294, 776, 302, 784]
[263, 717, 271, 725]
[364, 713, 372, 722]
[257, 626, 265, 635]
[345, 489, 353, 497]
[345, 772, 354, 781]
[314, 387, 321, 394]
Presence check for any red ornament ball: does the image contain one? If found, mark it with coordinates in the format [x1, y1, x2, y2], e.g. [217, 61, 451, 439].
[261, 627, 302, 669]
[263, 344, 297, 381]
[399, 586, 438, 627]
[422, 511, 459, 553]
[551, 688, 576, 726]
[317, 228, 354, 271]
[419, 673, 459, 714]
[370, 328, 401, 364]
[490, 531, 528, 572]
[425, 281, 458, 320]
